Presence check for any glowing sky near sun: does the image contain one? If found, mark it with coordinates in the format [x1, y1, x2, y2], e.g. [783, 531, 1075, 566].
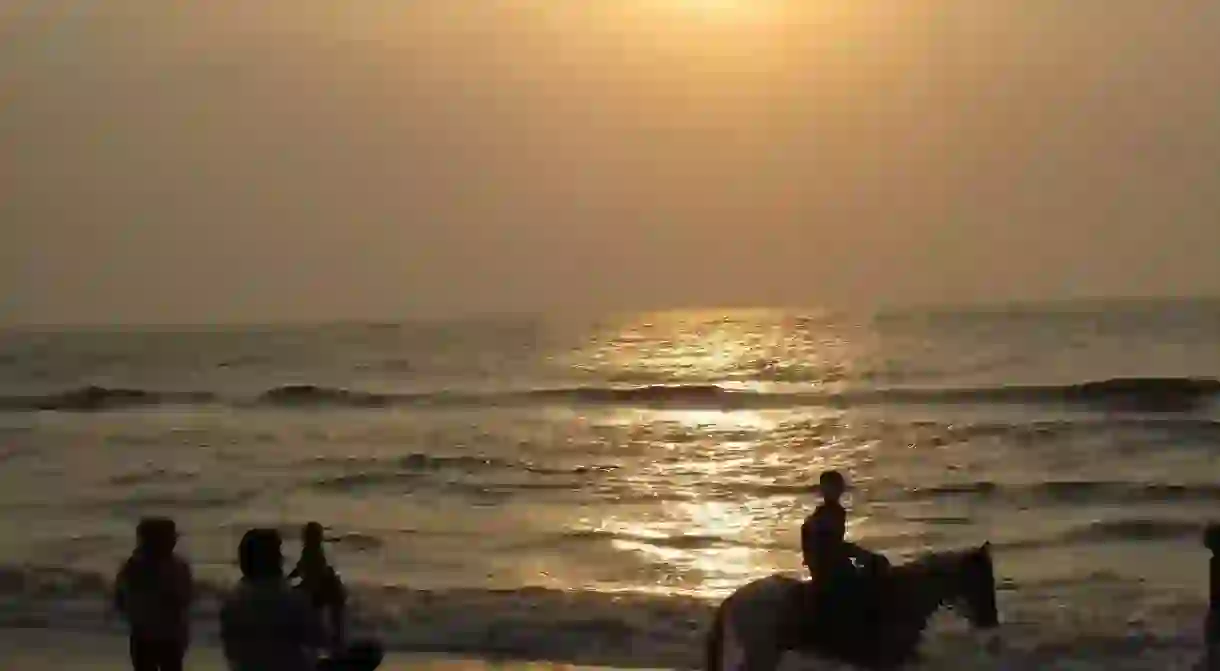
[4, 1, 1220, 323]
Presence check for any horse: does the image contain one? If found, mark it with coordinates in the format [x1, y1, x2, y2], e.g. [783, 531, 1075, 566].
[705, 543, 999, 670]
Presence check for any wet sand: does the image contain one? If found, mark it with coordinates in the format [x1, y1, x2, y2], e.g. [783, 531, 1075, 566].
[0, 628, 658, 671]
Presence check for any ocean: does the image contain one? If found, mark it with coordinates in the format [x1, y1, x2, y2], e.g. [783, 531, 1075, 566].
[0, 300, 1217, 669]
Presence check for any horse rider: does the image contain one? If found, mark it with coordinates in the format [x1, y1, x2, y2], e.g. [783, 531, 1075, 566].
[801, 471, 890, 634]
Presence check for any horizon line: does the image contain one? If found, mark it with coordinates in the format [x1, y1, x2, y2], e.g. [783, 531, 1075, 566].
[2, 295, 1218, 331]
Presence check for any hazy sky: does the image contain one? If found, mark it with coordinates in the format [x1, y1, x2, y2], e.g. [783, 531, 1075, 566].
[3, 1, 1219, 324]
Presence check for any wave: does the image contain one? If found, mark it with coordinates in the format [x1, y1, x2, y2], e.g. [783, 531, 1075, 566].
[0, 385, 217, 412]
[1060, 519, 1206, 544]
[992, 518, 1208, 553]
[985, 377, 1220, 412]
[256, 383, 757, 409]
[257, 384, 400, 407]
[2, 377, 1218, 413]
[306, 453, 620, 495]
[900, 480, 1220, 505]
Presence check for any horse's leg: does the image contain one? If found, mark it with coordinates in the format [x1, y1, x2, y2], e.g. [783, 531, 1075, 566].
[735, 612, 784, 671]
[869, 624, 920, 670]
[706, 604, 727, 671]
[742, 645, 782, 671]
[718, 599, 783, 671]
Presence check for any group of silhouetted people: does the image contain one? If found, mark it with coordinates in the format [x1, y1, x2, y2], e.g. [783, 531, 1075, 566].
[113, 518, 378, 671]
[114, 470, 881, 669]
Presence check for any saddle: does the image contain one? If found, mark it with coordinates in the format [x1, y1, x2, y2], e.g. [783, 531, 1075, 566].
[800, 563, 888, 645]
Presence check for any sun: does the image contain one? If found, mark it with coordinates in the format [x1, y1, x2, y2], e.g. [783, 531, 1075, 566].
[684, 0, 753, 17]
[648, 0, 771, 23]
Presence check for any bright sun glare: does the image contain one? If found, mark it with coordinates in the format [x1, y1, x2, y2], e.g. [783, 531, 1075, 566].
[657, 0, 769, 23]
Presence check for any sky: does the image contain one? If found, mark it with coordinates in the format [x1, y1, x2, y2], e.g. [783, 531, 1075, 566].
[3, 1, 1219, 324]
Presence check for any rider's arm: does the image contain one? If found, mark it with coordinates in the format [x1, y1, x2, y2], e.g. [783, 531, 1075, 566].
[842, 541, 889, 570]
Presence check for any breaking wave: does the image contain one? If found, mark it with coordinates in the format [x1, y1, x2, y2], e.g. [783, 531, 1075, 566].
[899, 480, 1220, 505]
[0, 385, 217, 411]
[1, 377, 1218, 413]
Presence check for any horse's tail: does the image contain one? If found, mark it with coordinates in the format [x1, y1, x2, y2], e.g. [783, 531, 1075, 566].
[705, 601, 727, 671]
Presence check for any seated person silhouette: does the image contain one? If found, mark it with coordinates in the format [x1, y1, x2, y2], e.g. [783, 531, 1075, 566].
[220, 528, 381, 671]
[801, 471, 889, 638]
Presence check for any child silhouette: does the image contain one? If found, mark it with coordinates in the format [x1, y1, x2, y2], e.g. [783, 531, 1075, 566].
[289, 522, 347, 646]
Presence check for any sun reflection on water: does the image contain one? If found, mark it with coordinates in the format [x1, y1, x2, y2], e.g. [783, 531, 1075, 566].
[568, 309, 872, 389]
[577, 406, 850, 597]
[561, 310, 881, 597]
[586, 498, 801, 598]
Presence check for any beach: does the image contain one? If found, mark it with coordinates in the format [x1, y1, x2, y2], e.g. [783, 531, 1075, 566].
[0, 628, 659, 671]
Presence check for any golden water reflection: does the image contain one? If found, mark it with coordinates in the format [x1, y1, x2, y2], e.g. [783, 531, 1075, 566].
[567, 309, 874, 389]
[578, 408, 859, 598]
[587, 498, 803, 598]
[563, 310, 881, 597]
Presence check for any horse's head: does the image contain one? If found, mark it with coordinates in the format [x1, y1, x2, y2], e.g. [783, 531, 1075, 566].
[946, 542, 999, 630]
[901, 541, 999, 631]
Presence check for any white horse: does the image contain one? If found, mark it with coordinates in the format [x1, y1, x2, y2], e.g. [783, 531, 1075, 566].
[705, 543, 999, 671]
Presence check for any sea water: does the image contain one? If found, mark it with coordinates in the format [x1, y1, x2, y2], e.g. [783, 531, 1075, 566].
[0, 300, 1217, 668]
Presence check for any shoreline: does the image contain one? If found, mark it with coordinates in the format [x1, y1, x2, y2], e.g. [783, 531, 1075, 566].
[0, 628, 668, 671]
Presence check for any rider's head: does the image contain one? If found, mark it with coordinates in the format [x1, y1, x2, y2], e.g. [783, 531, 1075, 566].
[818, 470, 846, 502]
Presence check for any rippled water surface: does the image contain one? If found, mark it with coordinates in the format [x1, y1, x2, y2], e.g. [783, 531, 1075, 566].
[1, 301, 1218, 668]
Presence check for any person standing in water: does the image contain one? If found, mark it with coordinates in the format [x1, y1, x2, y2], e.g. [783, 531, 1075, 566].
[289, 522, 347, 647]
[114, 517, 194, 671]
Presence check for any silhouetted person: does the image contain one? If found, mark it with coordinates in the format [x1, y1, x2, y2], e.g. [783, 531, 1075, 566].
[114, 517, 193, 671]
[802, 471, 890, 580]
[802, 471, 849, 583]
[289, 522, 347, 646]
[221, 528, 381, 671]
[801, 471, 888, 641]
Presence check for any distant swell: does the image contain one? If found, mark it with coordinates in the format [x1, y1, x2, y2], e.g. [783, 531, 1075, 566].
[901, 480, 1220, 505]
[1062, 519, 1205, 544]
[0, 385, 217, 412]
[258, 384, 400, 407]
[2, 377, 1218, 413]
[956, 377, 1220, 412]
